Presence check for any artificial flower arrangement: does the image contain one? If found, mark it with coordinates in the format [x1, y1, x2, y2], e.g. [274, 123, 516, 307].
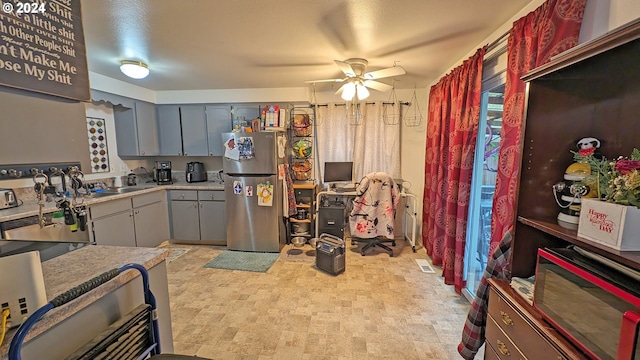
[573, 148, 640, 209]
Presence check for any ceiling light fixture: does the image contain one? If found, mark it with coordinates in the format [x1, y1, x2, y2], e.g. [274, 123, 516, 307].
[340, 80, 370, 101]
[120, 60, 149, 79]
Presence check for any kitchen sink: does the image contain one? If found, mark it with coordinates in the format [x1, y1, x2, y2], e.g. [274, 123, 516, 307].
[84, 192, 116, 199]
[103, 187, 152, 194]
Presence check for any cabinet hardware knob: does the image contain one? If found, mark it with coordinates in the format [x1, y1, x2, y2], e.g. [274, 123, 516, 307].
[496, 340, 511, 356]
[500, 311, 514, 326]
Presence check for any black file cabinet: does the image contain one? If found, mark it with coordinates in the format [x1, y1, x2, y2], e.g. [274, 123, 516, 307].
[317, 204, 346, 239]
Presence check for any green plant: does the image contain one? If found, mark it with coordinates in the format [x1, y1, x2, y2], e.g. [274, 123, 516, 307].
[574, 148, 640, 208]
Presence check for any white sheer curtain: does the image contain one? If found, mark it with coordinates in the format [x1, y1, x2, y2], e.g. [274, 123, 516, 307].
[315, 101, 400, 184]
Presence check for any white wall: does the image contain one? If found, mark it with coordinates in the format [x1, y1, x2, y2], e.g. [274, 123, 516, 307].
[397, 0, 640, 236]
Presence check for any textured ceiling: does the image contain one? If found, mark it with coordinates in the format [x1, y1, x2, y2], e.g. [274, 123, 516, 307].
[80, 0, 531, 91]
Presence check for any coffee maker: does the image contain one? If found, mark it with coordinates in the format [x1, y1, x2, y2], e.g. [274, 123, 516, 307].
[155, 161, 172, 185]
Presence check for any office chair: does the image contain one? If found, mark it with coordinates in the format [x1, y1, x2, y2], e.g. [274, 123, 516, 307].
[349, 172, 400, 256]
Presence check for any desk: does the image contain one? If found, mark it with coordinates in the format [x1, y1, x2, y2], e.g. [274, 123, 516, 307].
[314, 190, 418, 252]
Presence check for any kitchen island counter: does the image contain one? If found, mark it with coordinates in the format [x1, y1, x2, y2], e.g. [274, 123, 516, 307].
[0, 245, 172, 360]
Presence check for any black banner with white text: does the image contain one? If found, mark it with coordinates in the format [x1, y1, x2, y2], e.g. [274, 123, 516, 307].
[0, 0, 89, 101]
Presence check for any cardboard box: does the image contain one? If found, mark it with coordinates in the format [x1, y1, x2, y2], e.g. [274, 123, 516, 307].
[578, 198, 640, 251]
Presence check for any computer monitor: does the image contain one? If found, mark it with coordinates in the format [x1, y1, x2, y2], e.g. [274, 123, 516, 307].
[323, 162, 353, 188]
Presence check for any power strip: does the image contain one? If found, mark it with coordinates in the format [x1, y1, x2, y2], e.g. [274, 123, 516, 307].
[0, 251, 47, 328]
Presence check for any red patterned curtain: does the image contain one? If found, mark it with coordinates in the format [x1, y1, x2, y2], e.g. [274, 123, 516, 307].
[489, 0, 587, 252]
[422, 47, 485, 294]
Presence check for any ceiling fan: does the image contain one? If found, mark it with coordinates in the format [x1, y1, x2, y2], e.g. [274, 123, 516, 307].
[305, 58, 405, 101]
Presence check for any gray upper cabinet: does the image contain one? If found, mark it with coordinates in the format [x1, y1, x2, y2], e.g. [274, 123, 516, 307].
[180, 106, 208, 156]
[113, 100, 159, 156]
[157, 105, 209, 156]
[206, 106, 232, 156]
[157, 105, 183, 156]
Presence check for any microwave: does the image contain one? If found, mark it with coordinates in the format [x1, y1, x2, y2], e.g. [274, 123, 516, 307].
[534, 247, 640, 360]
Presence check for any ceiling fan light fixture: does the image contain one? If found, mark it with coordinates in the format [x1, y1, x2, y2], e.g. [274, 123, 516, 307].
[341, 82, 356, 101]
[356, 83, 370, 100]
[120, 60, 149, 79]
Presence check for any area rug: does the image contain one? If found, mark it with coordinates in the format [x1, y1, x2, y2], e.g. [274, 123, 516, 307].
[166, 248, 191, 263]
[203, 250, 280, 273]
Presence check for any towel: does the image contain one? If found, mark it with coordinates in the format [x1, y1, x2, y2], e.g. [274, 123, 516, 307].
[282, 164, 297, 217]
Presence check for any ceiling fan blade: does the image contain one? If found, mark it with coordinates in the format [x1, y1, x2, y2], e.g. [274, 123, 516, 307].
[334, 83, 348, 96]
[304, 78, 346, 84]
[334, 60, 356, 77]
[363, 80, 393, 92]
[363, 66, 406, 80]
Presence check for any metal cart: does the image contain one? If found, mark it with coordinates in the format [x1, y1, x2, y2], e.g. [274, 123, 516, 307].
[9, 263, 209, 360]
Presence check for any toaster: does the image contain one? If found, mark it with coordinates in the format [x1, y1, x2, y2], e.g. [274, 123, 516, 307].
[0, 189, 18, 209]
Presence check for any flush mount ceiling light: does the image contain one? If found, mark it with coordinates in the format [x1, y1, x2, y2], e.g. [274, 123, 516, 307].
[120, 60, 149, 79]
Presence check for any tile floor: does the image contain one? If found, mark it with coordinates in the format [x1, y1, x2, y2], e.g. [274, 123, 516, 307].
[164, 238, 482, 359]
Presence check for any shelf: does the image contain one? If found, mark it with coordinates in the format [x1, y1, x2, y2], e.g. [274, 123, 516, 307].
[518, 216, 640, 271]
[295, 204, 311, 208]
[290, 218, 311, 223]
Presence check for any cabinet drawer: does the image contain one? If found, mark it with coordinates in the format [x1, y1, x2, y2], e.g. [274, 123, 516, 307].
[169, 190, 197, 201]
[488, 287, 566, 359]
[486, 314, 526, 360]
[198, 190, 224, 201]
[90, 198, 131, 219]
[133, 191, 165, 208]
[485, 341, 502, 360]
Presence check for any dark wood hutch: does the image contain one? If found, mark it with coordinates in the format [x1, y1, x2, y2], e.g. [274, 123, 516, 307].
[485, 19, 640, 359]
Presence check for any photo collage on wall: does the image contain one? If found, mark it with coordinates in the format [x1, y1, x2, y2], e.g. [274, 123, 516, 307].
[86, 117, 110, 173]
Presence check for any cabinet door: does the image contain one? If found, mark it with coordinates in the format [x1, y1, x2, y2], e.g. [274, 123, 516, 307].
[206, 106, 231, 156]
[134, 202, 169, 247]
[157, 105, 183, 156]
[113, 106, 140, 156]
[92, 211, 136, 246]
[180, 106, 208, 156]
[232, 105, 259, 124]
[134, 101, 160, 156]
[170, 200, 201, 241]
[199, 200, 226, 243]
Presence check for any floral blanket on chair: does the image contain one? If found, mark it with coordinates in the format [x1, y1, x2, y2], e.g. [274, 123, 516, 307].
[349, 172, 399, 239]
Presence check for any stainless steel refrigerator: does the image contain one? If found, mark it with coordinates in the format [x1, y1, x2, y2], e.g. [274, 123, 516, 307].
[222, 132, 286, 252]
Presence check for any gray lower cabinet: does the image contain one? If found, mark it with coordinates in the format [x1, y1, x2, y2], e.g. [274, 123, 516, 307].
[90, 191, 169, 247]
[170, 190, 226, 245]
[90, 198, 136, 246]
[133, 201, 169, 247]
[170, 199, 201, 241]
[198, 191, 226, 242]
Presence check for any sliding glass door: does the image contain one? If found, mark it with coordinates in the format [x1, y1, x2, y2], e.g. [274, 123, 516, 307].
[463, 83, 504, 297]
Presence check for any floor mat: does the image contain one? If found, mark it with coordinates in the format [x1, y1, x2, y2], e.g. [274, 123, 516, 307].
[203, 250, 280, 273]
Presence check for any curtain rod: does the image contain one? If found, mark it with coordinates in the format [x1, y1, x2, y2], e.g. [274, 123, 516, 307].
[312, 102, 410, 107]
[486, 30, 509, 53]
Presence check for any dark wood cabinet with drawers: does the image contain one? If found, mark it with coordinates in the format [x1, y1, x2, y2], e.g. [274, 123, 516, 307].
[486, 19, 640, 360]
[486, 279, 587, 360]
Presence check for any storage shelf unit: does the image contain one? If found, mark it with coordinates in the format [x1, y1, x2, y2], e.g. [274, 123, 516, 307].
[289, 182, 317, 243]
[290, 106, 316, 183]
